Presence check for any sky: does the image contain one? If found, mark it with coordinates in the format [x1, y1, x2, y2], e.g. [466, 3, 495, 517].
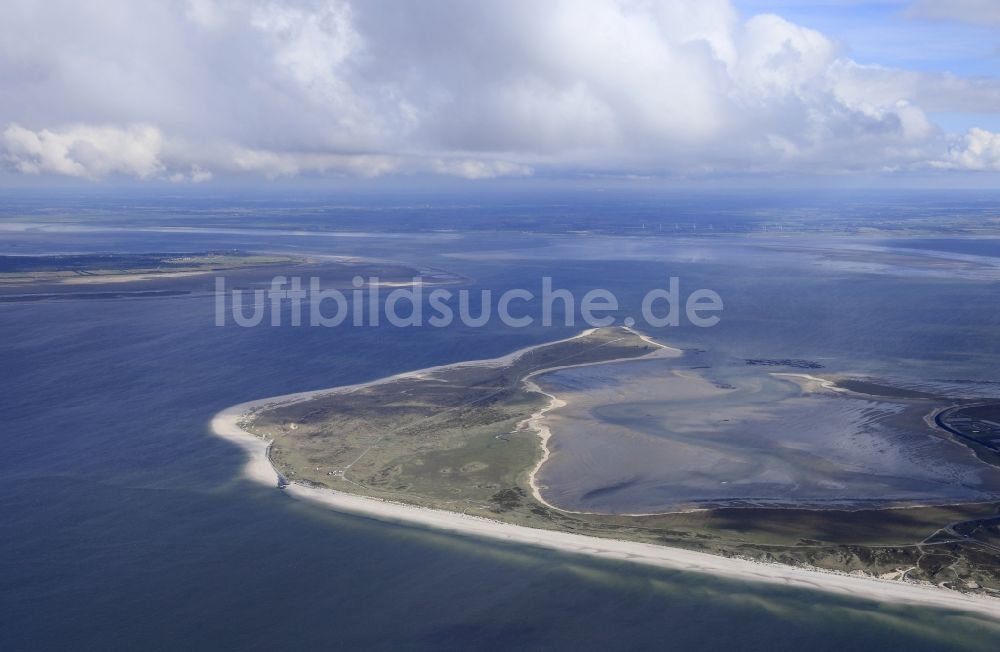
[1, 0, 999, 187]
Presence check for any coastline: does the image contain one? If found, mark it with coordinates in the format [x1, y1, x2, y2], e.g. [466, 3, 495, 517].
[210, 334, 1000, 620]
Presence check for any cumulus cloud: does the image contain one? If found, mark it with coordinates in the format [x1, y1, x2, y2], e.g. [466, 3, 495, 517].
[0, 0, 998, 181]
[2, 124, 164, 179]
[935, 128, 1000, 171]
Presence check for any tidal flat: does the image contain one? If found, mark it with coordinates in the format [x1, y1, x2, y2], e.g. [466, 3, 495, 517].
[534, 355, 1000, 514]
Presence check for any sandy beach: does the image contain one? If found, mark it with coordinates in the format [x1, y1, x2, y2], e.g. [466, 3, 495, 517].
[210, 335, 1000, 620]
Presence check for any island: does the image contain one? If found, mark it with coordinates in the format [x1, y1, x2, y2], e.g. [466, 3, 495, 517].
[213, 327, 1000, 618]
[0, 251, 462, 302]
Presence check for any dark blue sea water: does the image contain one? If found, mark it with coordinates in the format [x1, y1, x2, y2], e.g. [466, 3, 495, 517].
[3, 194, 1000, 650]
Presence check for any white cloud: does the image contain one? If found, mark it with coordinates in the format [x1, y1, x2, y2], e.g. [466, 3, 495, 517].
[2, 123, 164, 179]
[229, 146, 398, 178]
[935, 128, 1000, 171]
[430, 159, 533, 180]
[0, 0, 998, 181]
[734, 14, 837, 99]
[249, 0, 371, 136]
[832, 61, 1000, 114]
[191, 165, 214, 183]
[169, 164, 213, 183]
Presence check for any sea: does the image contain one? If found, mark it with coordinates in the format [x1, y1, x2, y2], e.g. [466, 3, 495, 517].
[3, 188, 1000, 650]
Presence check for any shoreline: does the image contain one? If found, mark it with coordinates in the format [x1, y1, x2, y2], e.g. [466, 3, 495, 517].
[210, 332, 1000, 620]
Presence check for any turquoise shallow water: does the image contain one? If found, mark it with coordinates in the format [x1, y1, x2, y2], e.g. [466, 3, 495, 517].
[3, 197, 1000, 650]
